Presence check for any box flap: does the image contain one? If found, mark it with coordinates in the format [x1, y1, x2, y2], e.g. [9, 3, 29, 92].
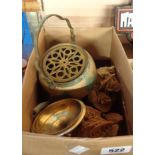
[111, 28, 133, 132]
[23, 132, 132, 155]
[44, 27, 113, 59]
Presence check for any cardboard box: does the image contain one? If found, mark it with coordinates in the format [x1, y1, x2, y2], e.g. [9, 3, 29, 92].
[22, 27, 133, 155]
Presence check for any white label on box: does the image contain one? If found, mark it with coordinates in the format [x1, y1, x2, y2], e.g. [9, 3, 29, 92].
[69, 145, 90, 154]
[101, 146, 132, 154]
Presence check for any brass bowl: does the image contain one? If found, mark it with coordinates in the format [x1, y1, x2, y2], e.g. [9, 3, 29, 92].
[31, 99, 86, 136]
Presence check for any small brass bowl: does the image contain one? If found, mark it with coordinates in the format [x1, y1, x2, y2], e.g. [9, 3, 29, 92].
[31, 99, 86, 136]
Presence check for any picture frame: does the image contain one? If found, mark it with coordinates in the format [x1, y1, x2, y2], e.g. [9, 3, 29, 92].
[115, 6, 133, 33]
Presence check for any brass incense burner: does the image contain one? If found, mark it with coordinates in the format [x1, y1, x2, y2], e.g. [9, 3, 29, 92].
[34, 14, 96, 98]
[31, 99, 86, 136]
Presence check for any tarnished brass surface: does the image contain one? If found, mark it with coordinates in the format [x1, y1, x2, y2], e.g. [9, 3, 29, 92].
[42, 43, 87, 83]
[34, 14, 97, 98]
[31, 99, 86, 136]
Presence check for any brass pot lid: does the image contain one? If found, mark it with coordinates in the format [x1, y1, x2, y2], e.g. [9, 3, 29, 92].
[31, 98, 86, 136]
[42, 43, 87, 83]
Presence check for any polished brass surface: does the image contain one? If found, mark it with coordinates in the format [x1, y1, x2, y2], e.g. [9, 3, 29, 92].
[31, 99, 86, 136]
[42, 43, 86, 83]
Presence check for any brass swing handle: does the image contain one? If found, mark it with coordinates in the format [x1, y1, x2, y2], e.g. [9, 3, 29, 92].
[35, 14, 76, 58]
[34, 14, 76, 88]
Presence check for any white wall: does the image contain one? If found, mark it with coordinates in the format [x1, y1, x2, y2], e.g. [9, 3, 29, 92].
[39, 0, 131, 27]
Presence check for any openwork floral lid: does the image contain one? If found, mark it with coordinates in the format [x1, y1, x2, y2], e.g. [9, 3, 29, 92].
[42, 43, 87, 83]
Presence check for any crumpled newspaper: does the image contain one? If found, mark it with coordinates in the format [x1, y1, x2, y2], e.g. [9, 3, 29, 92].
[89, 66, 121, 112]
[71, 106, 123, 138]
[96, 66, 121, 92]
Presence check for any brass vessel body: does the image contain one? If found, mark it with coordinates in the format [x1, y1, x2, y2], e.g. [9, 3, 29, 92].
[35, 15, 97, 98]
[39, 44, 96, 98]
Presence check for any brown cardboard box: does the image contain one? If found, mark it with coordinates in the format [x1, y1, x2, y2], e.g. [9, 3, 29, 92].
[22, 27, 133, 155]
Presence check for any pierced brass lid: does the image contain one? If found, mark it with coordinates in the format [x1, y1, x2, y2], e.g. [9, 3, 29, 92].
[42, 43, 87, 83]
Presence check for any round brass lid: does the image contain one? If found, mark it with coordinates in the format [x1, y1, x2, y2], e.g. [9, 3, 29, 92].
[31, 99, 86, 136]
[42, 43, 87, 83]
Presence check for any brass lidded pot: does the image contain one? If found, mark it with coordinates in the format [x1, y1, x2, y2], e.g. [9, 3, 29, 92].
[34, 14, 96, 98]
[31, 99, 86, 136]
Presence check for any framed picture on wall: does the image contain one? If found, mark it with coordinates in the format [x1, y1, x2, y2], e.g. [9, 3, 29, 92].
[115, 6, 133, 33]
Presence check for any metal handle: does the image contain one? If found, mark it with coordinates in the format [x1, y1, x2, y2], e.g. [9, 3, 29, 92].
[34, 14, 76, 88]
[35, 14, 76, 58]
[32, 97, 63, 118]
[32, 101, 49, 118]
[32, 97, 55, 118]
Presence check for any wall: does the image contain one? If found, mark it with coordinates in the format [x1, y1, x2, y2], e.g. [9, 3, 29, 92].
[40, 0, 131, 27]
